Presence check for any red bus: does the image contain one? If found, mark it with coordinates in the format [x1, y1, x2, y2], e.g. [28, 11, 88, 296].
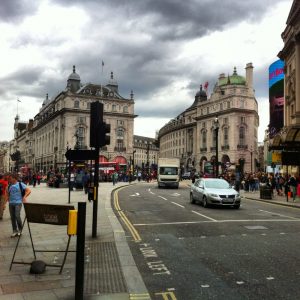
[99, 162, 119, 181]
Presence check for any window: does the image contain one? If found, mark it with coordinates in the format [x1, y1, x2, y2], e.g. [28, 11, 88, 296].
[123, 106, 128, 113]
[227, 101, 230, 109]
[117, 120, 124, 126]
[224, 127, 229, 145]
[117, 127, 124, 138]
[87, 102, 91, 109]
[220, 103, 223, 110]
[239, 127, 245, 145]
[240, 99, 245, 108]
[202, 122, 206, 128]
[112, 104, 117, 112]
[202, 131, 207, 148]
[241, 116, 246, 124]
[78, 117, 86, 124]
[74, 100, 79, 108]
[223, 118, 228, 125]
[77, 127, 85, 148]
[207, 107, 209, 114]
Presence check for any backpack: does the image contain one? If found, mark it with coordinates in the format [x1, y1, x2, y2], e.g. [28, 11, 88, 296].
[19, 182, 25, 197]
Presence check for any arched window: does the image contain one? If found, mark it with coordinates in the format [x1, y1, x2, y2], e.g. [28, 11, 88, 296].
[116, 127, 124, 138]
[239, 127, 245, 146]
[74, 100, 79, 108]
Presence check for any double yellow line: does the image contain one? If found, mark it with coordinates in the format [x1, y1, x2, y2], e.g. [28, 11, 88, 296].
[114, 187, 141, 242]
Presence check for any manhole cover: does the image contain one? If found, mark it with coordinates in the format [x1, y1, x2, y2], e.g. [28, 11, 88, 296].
[244, 226, 268, 230]
[84, 241, 127, 295]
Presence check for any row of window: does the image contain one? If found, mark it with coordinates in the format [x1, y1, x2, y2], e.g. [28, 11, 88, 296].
[74, 100, 129, 113]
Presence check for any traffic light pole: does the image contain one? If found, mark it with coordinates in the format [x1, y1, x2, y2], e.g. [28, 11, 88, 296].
[92, 147, 99, 238]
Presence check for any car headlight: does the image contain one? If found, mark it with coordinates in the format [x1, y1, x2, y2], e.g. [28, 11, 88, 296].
[235, 194, 240, 198]
[208, 193, 219, 198]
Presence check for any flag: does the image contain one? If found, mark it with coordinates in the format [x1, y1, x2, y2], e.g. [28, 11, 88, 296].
[204, 82, 209, 90]
[102, 60, 104, 67]
[17, 99, 21, 102]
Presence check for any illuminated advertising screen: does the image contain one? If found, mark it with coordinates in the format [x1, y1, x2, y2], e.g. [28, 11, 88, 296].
[269, 60, 284, 138]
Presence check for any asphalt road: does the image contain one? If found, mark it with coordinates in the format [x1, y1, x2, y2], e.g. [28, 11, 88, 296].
[114, 182, 300, 300]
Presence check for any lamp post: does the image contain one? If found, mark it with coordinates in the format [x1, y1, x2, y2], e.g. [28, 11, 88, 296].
[250, 146, 253, 173]
[214, 116, 220, 178]
[133, 150, 136, 174]
[146, 142, 150, 176]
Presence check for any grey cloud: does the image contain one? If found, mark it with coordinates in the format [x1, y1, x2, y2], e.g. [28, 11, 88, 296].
[0, 0, 38, 22]
[52, 0, 291, 41]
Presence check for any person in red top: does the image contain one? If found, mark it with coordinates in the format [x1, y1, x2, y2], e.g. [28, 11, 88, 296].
[0, 174, 9, 220]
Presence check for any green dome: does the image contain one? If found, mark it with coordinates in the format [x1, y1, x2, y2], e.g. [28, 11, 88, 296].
[218, 67, 246, 86]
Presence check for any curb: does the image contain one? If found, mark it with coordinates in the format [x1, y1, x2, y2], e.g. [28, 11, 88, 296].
[107, 183, 150, 297]
[242, 196, 300, 209]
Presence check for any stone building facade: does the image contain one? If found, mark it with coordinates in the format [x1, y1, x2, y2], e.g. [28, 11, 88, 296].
[133, 135, 159, 170]
[158, 63, 259, 174]
[12, 66, 136, 172]
[270, 0, 300, 171]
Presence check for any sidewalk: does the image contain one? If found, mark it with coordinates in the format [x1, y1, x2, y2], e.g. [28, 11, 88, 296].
[240, 189, 300, 209]
[0, 182, 149, 300]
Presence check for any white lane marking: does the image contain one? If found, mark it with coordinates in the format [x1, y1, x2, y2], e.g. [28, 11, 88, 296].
[171, 193, 181, 197]
[279, 232, 286, 235]
[201, 284, 210, 288]
[133, 219, 300, 226]
[200, 236, 206, 238]
[158, 196, 168, 201]
[236, 281, 245, 285]
[266, 276, 275, 280]
[220, 235, 226, 238]
[134, 221, 213, 226]
[148, 188, 155, 195]
[191, 210, 218, 222]
[130, 192, 140, 197]
[171, 201, 185, 208]
[178, 237, 185, 240]
[259, 209, 299, 220]
[241, 234, 247, 236]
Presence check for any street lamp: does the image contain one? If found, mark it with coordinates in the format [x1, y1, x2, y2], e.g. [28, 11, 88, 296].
[132, 150, 136, 173]
[214, 116, 220, 178]
[250, 146, 253, 173]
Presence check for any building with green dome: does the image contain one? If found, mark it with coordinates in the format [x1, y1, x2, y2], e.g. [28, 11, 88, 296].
[158, 62, 259, 175]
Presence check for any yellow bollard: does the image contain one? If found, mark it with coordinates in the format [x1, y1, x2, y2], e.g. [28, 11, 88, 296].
[68, 210, 78, 235]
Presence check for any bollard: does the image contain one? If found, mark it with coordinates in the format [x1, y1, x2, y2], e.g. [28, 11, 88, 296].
[75, 202, 86, 300]
[68, 210, 77, 235]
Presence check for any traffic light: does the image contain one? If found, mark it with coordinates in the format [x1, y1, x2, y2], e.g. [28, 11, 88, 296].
[90, 102, 103, 148]
[99, 122, 111, 147]
[90, 102, 111, 148]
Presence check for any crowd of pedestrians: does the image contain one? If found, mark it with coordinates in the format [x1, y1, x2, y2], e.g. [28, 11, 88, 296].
[220, 171, 300, 201]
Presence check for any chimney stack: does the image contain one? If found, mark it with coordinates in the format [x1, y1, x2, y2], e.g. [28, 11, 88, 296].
[245, 62, 254, 89]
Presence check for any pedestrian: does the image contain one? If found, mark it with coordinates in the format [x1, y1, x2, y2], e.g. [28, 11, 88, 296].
[288, 174, 298, 201]
[0, 174, 9, 220]
[7, 174, 31, 237]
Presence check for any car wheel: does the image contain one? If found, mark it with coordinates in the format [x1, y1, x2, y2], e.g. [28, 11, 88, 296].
[234, 204, 240, 209]
[203, 196, 209, 208]
[190, 193, 195, 204]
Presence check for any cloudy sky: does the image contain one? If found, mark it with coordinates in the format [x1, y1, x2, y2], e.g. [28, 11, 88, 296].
[0, 0, 293, 142]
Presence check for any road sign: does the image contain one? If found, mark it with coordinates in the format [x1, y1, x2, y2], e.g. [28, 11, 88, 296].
[65, 149, 98, 161]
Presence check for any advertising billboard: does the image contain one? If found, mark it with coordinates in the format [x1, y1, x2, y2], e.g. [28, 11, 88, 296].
[269, 60, 284, 138]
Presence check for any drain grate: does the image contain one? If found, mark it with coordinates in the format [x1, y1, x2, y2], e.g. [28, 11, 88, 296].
[84, 241, 127, 295]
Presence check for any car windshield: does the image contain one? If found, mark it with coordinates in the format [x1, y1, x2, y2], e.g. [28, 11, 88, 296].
[159, 167, 178, 175]
[205, 180, 230, 189]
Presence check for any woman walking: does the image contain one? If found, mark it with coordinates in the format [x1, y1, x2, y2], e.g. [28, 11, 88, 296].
[7, 174, 31, 237]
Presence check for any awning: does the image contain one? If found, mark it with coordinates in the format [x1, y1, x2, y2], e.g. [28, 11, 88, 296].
[269, 126, 300, 151]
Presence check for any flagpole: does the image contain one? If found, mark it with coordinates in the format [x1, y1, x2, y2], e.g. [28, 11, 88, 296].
[101, 60, 104, 96]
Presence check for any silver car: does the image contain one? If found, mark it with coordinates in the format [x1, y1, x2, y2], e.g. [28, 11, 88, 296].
[190, 178, 241, 209]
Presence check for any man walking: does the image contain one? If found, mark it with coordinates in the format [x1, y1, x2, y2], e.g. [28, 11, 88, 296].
[7, 174, 31, 237]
